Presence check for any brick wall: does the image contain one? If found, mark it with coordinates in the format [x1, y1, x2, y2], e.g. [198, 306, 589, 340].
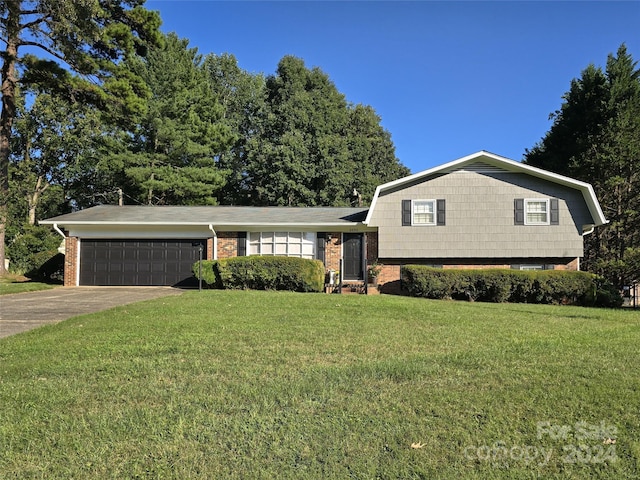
[64, 237, 78, 287]
[217, 232, 239, 259]
[324, 232, 341, 272]
[366, 232, 378, 265]
[443, 264, 511, 270]
[441, 259, 579, 271]
[207, 238, 214, 260]
[556, 257, 579, 271]
[378, 264, 401, 285]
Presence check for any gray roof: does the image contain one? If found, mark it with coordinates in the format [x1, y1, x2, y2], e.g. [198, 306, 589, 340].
[40, 205, 370, 226]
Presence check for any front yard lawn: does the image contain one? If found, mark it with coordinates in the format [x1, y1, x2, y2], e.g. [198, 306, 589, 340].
[0, 291, 638, 479]
[0, 274, 57, 295]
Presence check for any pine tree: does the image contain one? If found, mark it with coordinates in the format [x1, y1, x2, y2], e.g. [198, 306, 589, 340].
[114, 33, 234, 205]
[525, 45, 640, 286]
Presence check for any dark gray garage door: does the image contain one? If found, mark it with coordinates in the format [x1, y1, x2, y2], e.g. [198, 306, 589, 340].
[80, 239, 205, 286]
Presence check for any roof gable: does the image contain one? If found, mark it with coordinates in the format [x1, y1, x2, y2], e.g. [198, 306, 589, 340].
[364, 151, 607, 227]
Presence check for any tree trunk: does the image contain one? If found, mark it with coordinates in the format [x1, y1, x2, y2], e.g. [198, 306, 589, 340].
[0, 0, 20, 275]
[147, 172, 154, 205]
[27, 175, 49, 226]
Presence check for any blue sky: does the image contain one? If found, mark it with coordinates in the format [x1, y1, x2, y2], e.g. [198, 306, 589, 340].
[146, 1, 639, 174]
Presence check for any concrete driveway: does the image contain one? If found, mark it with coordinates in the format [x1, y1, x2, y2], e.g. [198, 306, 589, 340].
[0, 287, 184, 339]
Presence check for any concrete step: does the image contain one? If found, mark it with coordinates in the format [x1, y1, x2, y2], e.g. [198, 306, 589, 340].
[324, 283, 379, 295]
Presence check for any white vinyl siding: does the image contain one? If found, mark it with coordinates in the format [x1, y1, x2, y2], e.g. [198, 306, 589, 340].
[413, 200, 436, 226]
[525, 199, 550, 225]
[249, 232, 315, 259]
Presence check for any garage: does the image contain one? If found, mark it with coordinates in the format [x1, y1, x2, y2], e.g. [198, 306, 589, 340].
[79, 239, 205, 286]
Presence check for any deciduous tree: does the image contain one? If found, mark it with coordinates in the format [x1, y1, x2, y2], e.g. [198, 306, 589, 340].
[0, 0, 161, 274]
[245, 56, 409, 207]
[11, 92, 101, 225]
[203, 53, 264, 204]
[346, 104, 410, 204]
[245, 56, 350, 206]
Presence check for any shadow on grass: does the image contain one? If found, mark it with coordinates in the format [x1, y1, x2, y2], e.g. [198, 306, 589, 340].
[0, 275, 60, 295]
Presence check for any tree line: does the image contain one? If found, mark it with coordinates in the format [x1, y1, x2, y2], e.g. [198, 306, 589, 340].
[9, 35, 409, 217]
[1, 1, 408, 274]
[524, 45, 640, 287]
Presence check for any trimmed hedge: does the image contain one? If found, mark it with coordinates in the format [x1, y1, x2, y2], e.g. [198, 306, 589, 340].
[402, 266, 622, 307]
[193, 256, 325, 292]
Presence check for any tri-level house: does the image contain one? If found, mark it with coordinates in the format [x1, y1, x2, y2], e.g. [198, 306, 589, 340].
[41, 152, 607, 291]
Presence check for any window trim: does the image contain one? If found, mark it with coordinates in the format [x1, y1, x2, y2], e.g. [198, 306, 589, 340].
[412, 199, 437, 226]
[524, 198, 550, 226]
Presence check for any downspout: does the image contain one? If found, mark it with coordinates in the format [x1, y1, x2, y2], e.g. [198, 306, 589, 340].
[52, 222, 67, 255]
[578, 225, 596, 272]
[53, 223, 78, 286]
[52, 223, 65, 239]
[209, 224, 217, 260]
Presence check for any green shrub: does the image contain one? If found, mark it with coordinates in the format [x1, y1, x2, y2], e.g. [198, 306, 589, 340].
[29, 253, 64, 282]
[194, 256, 324, 292]
[509, 271, 537, 303]
[192, 260, 221, 288]
[530, 271, 594, 305]
[403, 266, 452, 299]
[593, 276, 624, 308]
[402, 266, 621, 307]
[479, 270, 513, 303]
[7, 225, 62, 277]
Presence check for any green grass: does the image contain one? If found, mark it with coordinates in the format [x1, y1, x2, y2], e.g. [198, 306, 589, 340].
[0, 275, 56, 295]
[1, 291, 639, 479]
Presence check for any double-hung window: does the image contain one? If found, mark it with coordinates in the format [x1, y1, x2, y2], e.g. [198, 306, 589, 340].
[525, 199, 549, 225]
[515, 198, 558, 226]
[413, 200, 436, 226]
[402, 199, 446, 226]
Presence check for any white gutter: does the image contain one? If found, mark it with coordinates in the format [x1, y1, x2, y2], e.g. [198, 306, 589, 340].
[582, 225, 595, 236]
[40, 221, 363, 227]
[52, 223, 66, 238]
[209, 224, 217, 260]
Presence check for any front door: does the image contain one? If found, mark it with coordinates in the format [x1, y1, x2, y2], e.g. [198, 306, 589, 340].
[343, 233, 363, 280]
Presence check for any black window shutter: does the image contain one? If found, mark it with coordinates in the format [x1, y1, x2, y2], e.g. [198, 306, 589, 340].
[316, 233, 326, 264]
[238, 232, 247, 256]
[514, 199, 525, 225]
[436, 199, 446, 226]
[550, 198, 559, 225]
[402, 200, 412, 226]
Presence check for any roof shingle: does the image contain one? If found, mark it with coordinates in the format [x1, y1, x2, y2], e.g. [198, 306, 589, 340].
[41, 205, 370, 226]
